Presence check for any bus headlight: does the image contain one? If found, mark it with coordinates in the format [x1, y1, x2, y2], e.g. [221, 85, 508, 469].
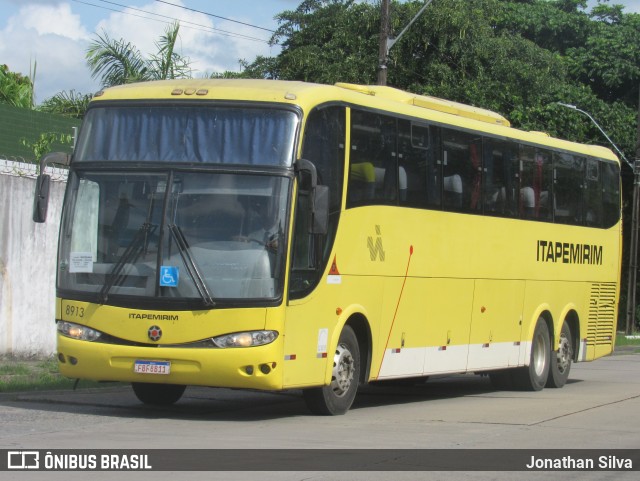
[57, 321, 102, 342]
[212, 330, 278, 348]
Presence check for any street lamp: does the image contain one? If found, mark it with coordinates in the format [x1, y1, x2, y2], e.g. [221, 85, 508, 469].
[557, 103, 631, 167]
[557, 102, 637, 335]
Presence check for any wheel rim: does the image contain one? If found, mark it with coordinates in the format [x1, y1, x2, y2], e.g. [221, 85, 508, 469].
[532, 330, 547, 377]
[330, 342, 355, 397]
[556, 333, 572, 374]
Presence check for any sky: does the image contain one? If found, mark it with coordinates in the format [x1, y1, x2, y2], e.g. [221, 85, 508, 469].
[0, 0, 639, 105]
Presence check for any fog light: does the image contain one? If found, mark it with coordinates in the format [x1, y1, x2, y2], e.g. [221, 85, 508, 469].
[245, 366, 254, 375]
[69, 357, 78, 365]
[259, 364, 271, 374]
[57, 353, 66, 363]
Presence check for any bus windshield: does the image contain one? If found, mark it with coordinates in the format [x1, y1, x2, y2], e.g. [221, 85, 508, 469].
[58, 170, 290, 307]
[74, 104, 299, 166]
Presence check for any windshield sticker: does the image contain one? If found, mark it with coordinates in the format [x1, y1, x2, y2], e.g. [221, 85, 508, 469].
[69, 252, 93, 273]
[160, 266, 179, 287]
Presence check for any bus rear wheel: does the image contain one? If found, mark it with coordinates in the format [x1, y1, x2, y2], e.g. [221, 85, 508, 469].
[513, 317, 550, 391]
[132, 382, 186, 405]
[303, 325, 360, 415]
[546, 321, 573, 388]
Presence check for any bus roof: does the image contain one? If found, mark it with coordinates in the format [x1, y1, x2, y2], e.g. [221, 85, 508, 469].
[91, 79, 619, 163]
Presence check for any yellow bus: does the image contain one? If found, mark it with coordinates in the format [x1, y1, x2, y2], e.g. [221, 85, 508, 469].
[34, 79, 621, 415]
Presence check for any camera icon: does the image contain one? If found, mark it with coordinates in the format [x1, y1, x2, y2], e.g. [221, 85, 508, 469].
[7, 451, 40, 469]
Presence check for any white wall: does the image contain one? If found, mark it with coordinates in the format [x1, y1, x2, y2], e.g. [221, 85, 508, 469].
[0, 159, 67, 357]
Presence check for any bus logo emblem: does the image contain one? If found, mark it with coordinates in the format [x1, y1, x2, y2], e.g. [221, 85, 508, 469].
[367, 225, 385, 261]
[148, 326, 162, 341]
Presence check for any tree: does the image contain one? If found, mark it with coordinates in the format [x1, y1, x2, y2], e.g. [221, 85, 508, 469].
[0, 64, 34, 108]
[39, 90, 92, 119]
[566, 3, 640, 106]
[86, 21, 192, 88]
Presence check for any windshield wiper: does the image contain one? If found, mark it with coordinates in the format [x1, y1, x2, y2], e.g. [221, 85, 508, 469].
[99, 222, 156, 304]
[168, 224, 215, 307]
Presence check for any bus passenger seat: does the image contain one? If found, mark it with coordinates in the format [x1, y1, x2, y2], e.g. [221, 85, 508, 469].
[444, 174, 462, 207]
[350, 162, 376, 201]
[520, 187, 535, 217]
[398, 166, 407, 201]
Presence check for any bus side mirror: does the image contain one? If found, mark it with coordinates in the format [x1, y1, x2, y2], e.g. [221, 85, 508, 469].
[32, 152, 70, 223]
[33, 174, 51, 223]
[295, 159, 329, 235]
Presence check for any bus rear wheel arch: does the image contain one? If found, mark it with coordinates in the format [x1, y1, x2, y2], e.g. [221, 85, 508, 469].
[303, 325, 361, 415]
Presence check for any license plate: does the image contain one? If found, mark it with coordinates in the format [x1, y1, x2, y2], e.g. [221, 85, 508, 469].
[134, 360, 171, 375]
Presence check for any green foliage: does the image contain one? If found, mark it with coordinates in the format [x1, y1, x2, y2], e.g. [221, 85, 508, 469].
[39, 90, 93, 119]
[86, 21, 191, 88]
[147, 22, 192, 81]
[20, 131, 73, 161]
[567, 5, 640, 106]
[270, 0, 380, 84]
[0, 64, 34, 108]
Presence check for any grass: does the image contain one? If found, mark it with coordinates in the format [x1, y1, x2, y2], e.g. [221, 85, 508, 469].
[0, 357, 117, 393]
[615, 332, 640, 349]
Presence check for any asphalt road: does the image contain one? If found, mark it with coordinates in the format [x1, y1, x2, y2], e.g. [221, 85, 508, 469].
[1, 351, 639, 481]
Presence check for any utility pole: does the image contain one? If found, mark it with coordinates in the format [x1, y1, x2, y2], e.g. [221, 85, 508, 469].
[626, 157, 639, 335]
[377, 0, 434, 86]
[630, 85, 640, 334]
[377, 0, 390, 86]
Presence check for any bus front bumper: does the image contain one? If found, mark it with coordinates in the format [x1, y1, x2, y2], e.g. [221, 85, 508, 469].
[56, 334, 284, 390]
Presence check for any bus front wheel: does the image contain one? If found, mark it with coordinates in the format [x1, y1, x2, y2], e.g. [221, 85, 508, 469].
[131, 382, 186, 405]
[546, 321, 573, 388]
[513, 317, 550, 391]
[303, 325, 360, 415]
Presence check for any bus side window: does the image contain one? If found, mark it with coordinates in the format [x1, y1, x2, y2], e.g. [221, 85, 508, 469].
[348, 110, 397, 207]
[291, 105, 346, 298]
[482, 139, 518, 217]
[441, 129, 480, 212]
[519, 146, 552, 221]
[301, 106, 345, 214]
[584, 159, 602, 227]
[398, 120, 431, 208]
[602, 160, 621, 229]
[554, 153, 585, 225]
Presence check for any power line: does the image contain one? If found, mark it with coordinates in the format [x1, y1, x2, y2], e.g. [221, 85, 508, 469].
[154, 0, 276, 33]
[71, 0, 270, 43]
[96, 0, 269, 42]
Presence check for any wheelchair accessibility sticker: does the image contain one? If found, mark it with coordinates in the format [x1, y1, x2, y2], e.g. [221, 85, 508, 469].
[159, 266, 179, 287]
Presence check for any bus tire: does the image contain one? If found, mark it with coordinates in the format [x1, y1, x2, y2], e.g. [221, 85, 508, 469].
[513, 317, 550, 391]
[131, 382, 186, 405]
[303, 325, 360, 415]
[546, 321, 573, 388]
